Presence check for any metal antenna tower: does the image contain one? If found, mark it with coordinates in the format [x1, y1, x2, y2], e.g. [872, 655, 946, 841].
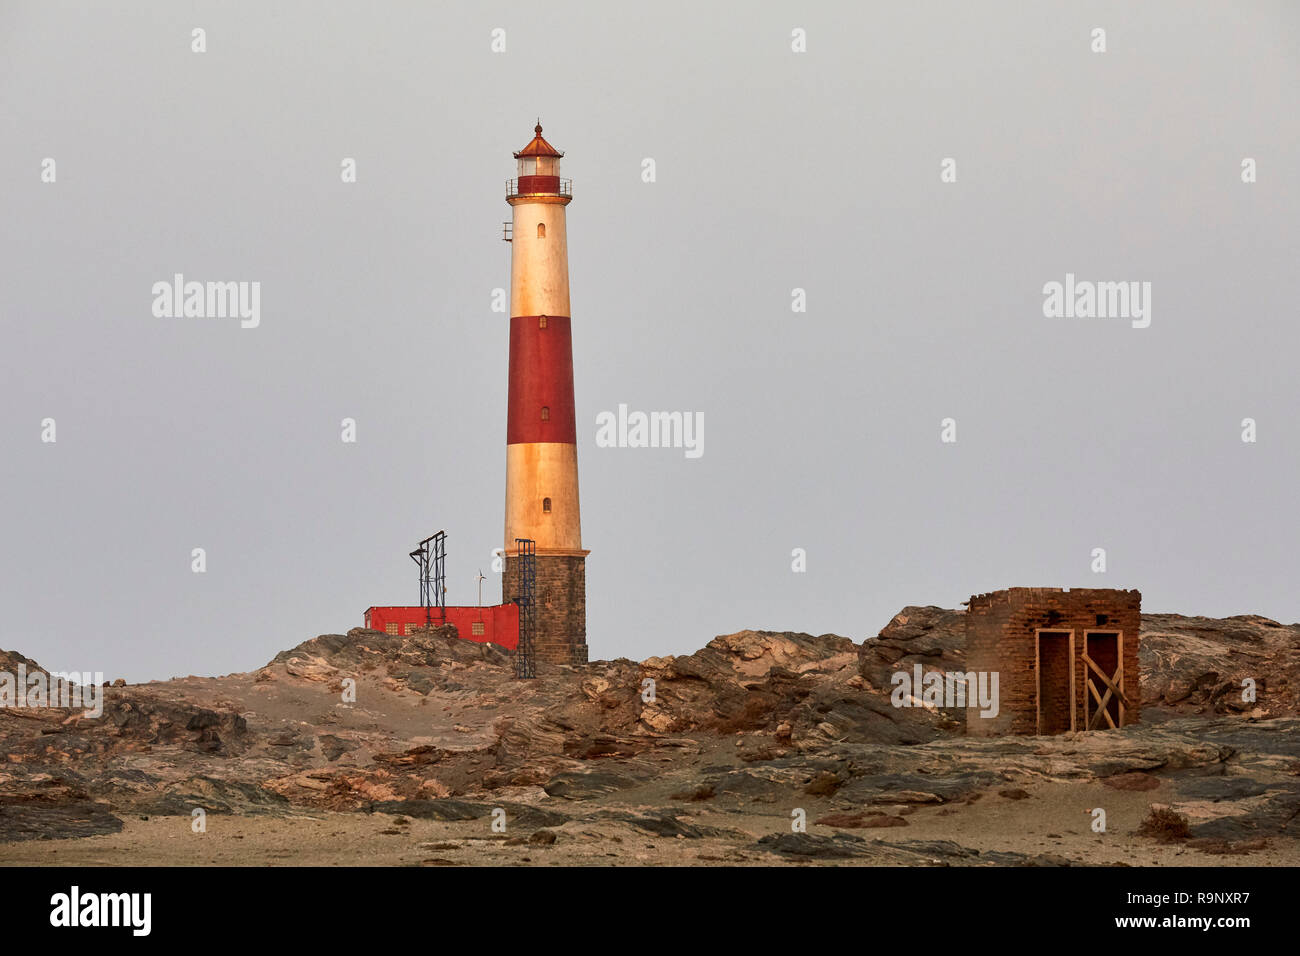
[409, 531, 447, 628]
[513, 537, 536, 679]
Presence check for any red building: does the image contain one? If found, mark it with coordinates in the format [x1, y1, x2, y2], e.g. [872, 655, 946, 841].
[363, 604, 519, 651]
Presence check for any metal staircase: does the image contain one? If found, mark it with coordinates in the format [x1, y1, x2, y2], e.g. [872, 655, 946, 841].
[513, 537, 536, 678]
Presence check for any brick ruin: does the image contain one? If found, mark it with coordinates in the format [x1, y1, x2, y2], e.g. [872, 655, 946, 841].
[965, 587, 1141, 736]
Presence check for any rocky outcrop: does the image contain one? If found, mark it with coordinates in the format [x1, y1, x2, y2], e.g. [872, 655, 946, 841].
[264, 625, 511, 688]
[858, 606, 966, 690]
[1139, 613, 1300, 718]
[2, 606, 1299, 864]
[0, 789, 123, 843]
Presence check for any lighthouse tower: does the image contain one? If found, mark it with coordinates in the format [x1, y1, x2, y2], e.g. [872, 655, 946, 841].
[503, 123, 589, 666]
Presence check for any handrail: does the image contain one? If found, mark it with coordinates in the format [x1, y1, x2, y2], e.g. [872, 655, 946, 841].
[506, 178, 572, 198]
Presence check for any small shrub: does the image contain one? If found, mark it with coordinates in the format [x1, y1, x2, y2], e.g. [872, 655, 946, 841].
[1138, 806, 1191, 843]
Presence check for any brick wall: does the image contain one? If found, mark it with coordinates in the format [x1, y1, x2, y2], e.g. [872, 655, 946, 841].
[965, 587, 1141, 736]
[503, 553, 588, 666]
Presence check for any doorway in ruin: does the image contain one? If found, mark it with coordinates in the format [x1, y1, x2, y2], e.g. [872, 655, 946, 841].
[1083, 631, 1126, 730]
[1034, 629, 1075, 735]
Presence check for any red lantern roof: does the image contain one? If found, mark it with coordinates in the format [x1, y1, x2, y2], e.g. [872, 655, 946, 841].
[514, 122, 564, 159]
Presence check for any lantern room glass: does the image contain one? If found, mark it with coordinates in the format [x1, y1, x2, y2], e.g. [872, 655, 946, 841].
[517, 156, 560, 177]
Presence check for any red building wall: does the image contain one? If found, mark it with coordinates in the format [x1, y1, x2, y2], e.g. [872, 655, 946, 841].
[363, 604, 519, 651]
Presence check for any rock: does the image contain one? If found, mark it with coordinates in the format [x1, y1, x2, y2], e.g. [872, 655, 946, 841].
[1140, 614, 1300, 719]
[669, 784, 716, 802]
[0, 797, 124, 843]
[1186, 836, 1270, 855]
[705, 770, 795, 804]
[638, 705, 676, 734]
[502, 804, 569, 829]
[1173, 776, 1269, 801]
[874, 790, 944, 804]
[858, 606, 966, 690]
[318, 735, 358, 763]
[283, 657, 338, 682]
[369, 799, 488, 821]
[839, 771, 998, 805]
[134, 777, 289, 816]
[857, 816, 909, 832]
[873, 839, 981, 861]
[416, 778, 452, 798]
[804, 771, 843, 796]
[564, 735, 652, 759]
[1101, 772, 1161, 791]
[599, 809, 739, 840]
[1184, 785, 1300, 841]
[757, 832, 869, 859]
[816, 811, 907, 829]
[543, 770, 640, 800]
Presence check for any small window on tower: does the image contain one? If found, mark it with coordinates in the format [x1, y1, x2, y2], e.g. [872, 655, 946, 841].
[471, 622, 485, 636]
[537, 223, 546, 238]
[542, 497, 552, 513]
[541, 406, 550, 421]
[539, 315, 547, 329]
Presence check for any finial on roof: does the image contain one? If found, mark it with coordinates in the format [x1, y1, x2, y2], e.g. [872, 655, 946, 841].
[514, 123, 564, 159]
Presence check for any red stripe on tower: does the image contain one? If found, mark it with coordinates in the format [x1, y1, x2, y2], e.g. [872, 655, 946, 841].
[506, 314, 577, 445]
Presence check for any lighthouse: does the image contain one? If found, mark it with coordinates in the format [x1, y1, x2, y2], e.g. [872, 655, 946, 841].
[502, 124, 589, 666]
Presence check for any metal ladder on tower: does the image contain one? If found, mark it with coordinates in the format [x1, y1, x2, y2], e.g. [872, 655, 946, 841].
[513, 537, 536, 679]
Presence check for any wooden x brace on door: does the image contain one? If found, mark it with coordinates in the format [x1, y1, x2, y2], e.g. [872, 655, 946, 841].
[1082, 650, 1130, 730]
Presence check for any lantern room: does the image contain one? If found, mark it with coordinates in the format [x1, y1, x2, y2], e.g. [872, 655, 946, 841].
[509, 123, 569, 197]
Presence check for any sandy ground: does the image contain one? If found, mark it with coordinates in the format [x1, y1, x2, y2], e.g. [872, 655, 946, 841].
[4, 779, 1292, 867]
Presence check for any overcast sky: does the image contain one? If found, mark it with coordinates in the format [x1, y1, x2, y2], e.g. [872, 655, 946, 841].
[2, 1, 1297, 681]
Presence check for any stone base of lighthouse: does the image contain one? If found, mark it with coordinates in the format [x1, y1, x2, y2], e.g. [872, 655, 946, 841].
[503, 552, 588, 666]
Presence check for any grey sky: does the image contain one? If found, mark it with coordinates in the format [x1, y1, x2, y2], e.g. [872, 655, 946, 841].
[2, 1, 1297, 681]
